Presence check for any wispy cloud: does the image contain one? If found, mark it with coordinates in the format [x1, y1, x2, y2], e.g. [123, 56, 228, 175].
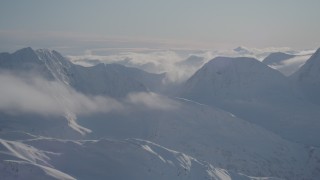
[68, 50, 211, 83]
[269, 54, 311, 76]
[0, 72, 123, 116]
[0, 72, 178, 116]
[126, 92, 179, 110]
[68, 46, 308, 83]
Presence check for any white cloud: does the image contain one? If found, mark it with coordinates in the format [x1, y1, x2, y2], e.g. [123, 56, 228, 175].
[269, 55, 311, 76]
[67, 46, 314, 83]
[0, 72, 179, 116]
[68, 50, 211, 83]
[126, 92, 179, 110]
[0, 73, 123, 116]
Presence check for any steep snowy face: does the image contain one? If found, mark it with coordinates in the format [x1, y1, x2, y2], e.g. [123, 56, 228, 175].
[35, 49, 73, 85]
[290, 48, 320, 105]
[182, 57, 292, 104]
[262, 52, 296, 65]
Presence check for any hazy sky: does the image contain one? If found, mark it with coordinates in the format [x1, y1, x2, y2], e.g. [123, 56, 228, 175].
[1, 0, 320, 53]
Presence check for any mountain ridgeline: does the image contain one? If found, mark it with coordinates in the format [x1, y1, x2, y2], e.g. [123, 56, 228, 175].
[1, 47, 320, 180]
[0, 47, 165, 97]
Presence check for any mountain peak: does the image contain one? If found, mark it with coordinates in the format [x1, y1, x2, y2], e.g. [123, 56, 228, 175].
[233, 46, 252, 54]
[11, 47, 42, 63]
[181, 56, 290, 103]
[234, 46, 248, 51]
[36, 48, 64, 59]
[16, 47, 34, 52]
[13, 47, 36, 56]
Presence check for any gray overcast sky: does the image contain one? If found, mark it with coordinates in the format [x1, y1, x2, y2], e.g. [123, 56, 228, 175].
[0, 0, 320, 53]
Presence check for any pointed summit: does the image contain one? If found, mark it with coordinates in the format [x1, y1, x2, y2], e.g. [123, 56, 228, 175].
[14, 47, 34, 54]
[233, 46, 252, 54]
[12, 47, 39, 63]
[0, 47, 54, 79]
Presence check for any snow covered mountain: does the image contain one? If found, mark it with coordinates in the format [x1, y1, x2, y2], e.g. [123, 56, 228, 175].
[262, 52, 296, 65]
[290, 48, 320, 105]
[179, 56, 320, 146]
[0, 48, 165, 97]
[262, 52, 311, 76]
[181, 57, 293, 103]
[76, 98, 320, 179]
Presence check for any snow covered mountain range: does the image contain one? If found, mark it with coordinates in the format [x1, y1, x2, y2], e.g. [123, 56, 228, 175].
[0, 47, 166, 97]
[0, 47, 320, 179]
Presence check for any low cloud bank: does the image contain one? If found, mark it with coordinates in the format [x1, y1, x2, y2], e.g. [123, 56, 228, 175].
[68, 47, 313, 83]
[0, 72, 178, 116]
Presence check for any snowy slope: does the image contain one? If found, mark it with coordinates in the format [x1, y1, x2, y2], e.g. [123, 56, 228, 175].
[67, 63, 146, 97]
[75, 98, 320, 179]
[290, 48, 320, 105]
[181, 57, 293, 103]
[103, 63, 165, 92]
[179, 56, 320, 146]
[0, 136, 282, 180]
[1, 91, 319, 179]
[0, 113, 83, 140]
[35, 49, 73, 85]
